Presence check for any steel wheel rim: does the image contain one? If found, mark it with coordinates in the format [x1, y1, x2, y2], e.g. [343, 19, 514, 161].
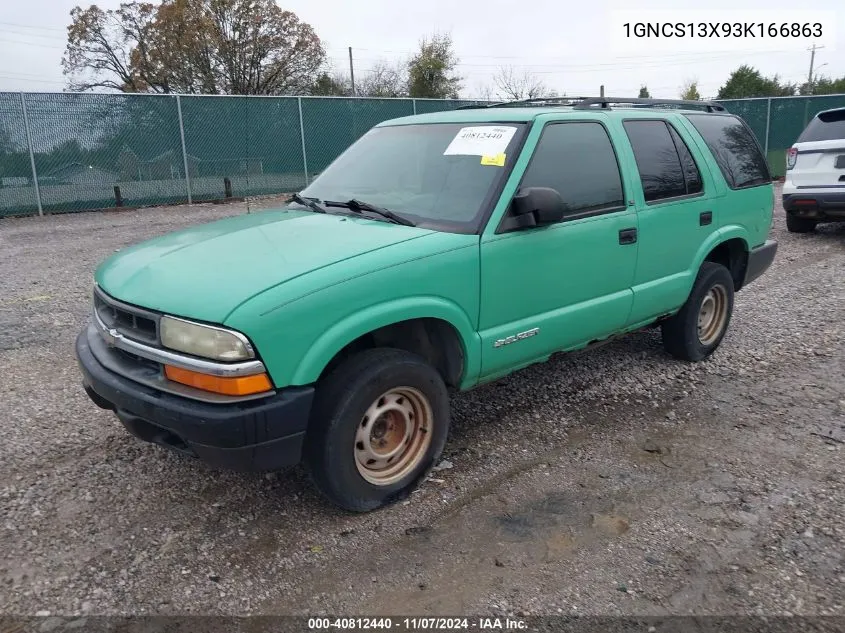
[697, 284, 728, 346]
[354, 386, 433, 486]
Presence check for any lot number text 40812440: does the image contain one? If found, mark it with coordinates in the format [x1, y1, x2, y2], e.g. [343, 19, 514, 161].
[307, 617, 528, 630]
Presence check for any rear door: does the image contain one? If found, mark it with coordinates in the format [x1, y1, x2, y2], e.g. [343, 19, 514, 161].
[618, 117, 720, 325]
[791, 109, 845, 190]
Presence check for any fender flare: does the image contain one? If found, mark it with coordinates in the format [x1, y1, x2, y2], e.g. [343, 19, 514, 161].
[691, 225, 750, 273]
[290, 296, 481, 387]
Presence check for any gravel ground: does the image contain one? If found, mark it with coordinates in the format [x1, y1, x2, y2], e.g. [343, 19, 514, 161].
[0, 185, 843, 618]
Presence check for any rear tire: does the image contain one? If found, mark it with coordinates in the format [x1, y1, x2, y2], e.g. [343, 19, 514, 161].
[786, 214, 816, 233]
[304, 348, 450, 512]
[661, 262, 734, 362]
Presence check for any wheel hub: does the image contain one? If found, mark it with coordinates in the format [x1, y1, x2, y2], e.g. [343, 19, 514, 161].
[697, 284, 728, 346]
[354, 387, 433, 486]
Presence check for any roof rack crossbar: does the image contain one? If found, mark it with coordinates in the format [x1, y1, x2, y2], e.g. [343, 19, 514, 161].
[572, 97, 725, 113]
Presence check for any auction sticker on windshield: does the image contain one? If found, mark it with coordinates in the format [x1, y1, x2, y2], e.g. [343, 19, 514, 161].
[443, 126, 517, 157]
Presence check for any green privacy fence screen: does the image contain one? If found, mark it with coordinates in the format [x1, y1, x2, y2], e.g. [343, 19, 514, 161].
[715, 94, 845, 178]
[0, 93, 481, 217]
[2, 92, 845, 217]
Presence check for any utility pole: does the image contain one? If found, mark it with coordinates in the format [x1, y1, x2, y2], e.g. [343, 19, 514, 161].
[807, 44, 824, 92]
[348, 47, 356, 96]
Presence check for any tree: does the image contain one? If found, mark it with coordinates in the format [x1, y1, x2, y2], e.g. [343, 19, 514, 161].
[493, 66, 556, 101]
[717, 65, 796, 99]
[799, 75, 845, 96]
[358, 60, 407, 97]
[310, 72, 350, 96]
[63, 3, 158, 92]
[638, 85, 651, 98]
[680, 79, 701, 101]
[63, 0, 326, 95]
[407, 33, 461, 99]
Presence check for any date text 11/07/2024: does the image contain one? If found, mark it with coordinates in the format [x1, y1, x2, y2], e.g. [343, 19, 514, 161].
[307, 617, 529, 630]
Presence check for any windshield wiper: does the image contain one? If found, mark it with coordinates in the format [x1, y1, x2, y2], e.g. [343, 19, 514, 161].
[289, 193, 326, 214]
[324, 199, 415, 226]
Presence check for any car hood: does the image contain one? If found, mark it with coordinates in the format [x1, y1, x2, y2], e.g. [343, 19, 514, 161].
[95, 209, 434, 323]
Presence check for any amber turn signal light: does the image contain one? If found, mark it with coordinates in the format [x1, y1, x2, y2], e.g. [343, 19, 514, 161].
[164, 365, 272, 396]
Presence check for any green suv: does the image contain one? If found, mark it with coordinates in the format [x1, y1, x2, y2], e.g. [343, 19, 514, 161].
[76, 97, 777, 512]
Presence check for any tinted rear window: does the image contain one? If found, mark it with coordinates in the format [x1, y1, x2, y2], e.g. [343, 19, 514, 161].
[797, 109, 845, 143]
[685, 114, 770, 189]
[623, 120, 687, 202]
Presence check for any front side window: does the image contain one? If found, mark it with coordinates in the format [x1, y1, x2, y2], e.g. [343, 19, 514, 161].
[518, 122, 625, 217]
[296, 122, 526, 232]
[623, 120, 687, 202]
[685, 114, 770, 189]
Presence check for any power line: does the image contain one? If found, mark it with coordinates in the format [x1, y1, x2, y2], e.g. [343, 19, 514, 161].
[0, 74, 66, 85]
[0, 37, 65, 50]
[328, 50, 796, 73]
[0, 20, 67, 33]
[0, 28, 66, 42]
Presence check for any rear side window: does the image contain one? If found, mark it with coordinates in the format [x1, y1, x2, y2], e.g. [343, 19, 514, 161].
[668, 125, 703, 195]
[797, 109, 845, 143]
[519, 122, 624, 217]
[623, 120, 689, 202]
[685, 114, 770, 189]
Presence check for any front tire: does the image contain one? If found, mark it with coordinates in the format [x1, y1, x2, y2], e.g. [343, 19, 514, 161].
[304, 348, 450, 512]
[786, 214, 816, 233]
[661, 262, 734, 362]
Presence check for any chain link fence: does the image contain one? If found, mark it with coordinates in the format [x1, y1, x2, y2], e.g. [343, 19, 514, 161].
[2, 92, 844, 218]
[0, 93, 482, 218]
[715, 94, 845, 178]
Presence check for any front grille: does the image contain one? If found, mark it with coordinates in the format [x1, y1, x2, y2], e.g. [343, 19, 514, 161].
[94, 287, 159, 346]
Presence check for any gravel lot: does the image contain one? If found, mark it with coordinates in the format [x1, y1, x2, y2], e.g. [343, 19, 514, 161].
[1, 185, 843, 618]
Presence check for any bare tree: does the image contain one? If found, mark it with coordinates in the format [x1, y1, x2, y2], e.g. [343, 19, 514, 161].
[493, 66, 556, 100]
[358, 60, 407, 97]
[473, 83, 498, 102]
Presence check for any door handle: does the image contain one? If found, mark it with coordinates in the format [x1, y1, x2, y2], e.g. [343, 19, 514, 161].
[618, 227, 637, 245]
[700, 211, 713, 226]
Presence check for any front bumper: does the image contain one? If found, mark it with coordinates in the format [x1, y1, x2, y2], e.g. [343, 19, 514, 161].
[743, 240, 778, 288]
[783, 191, 845, 220]
[76, 329, 314, 471]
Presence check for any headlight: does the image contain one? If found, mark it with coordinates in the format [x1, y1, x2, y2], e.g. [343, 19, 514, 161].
[160, 316, 254, 361]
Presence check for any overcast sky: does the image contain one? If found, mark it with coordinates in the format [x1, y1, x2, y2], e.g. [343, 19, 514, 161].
[0, 0, 842, 99]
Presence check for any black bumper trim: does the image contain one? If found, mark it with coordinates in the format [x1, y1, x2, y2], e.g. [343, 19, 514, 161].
[743, 240, 777, 288]
[783, 192, 845, 214]
[76, 330, 314, 471]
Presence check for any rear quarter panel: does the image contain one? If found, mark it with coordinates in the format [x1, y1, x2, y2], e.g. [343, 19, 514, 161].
[674, 113, 774, 250]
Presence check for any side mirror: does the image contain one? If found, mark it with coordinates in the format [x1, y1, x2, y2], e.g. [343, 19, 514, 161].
[508, 187, 565, 230]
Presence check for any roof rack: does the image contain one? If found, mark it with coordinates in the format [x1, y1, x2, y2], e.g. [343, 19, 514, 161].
[456, 96, 725, 113]
[456, 97, 593, 110]
[572, 97, 725, 112]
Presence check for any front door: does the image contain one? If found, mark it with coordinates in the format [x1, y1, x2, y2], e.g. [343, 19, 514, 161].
[477, 120, 638, 380]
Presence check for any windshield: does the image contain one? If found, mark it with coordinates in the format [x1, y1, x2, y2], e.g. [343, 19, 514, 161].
[297, 122, 526, 232]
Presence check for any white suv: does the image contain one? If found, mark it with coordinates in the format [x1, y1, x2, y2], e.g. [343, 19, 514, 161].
[783, 106, 845, 232]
